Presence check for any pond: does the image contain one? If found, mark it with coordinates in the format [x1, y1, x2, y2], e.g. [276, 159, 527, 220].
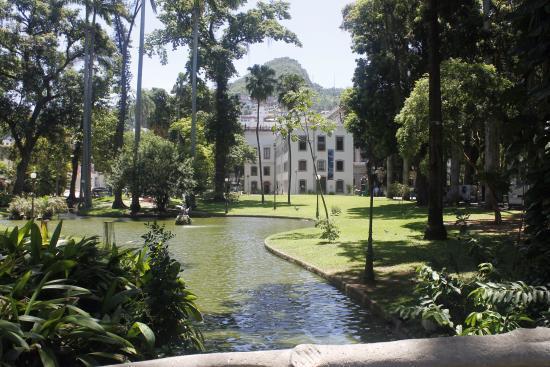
[1, 216, 396, 352]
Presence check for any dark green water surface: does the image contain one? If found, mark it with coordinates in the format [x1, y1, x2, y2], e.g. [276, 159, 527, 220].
[1, 216, 395, 351]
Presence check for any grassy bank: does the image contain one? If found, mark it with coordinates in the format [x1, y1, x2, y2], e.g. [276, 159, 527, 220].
[210, 194, 519, 311]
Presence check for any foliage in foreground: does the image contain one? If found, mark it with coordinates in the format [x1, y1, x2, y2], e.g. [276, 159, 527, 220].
[395, 263, 550, 336]
[0, 221, 202, 366]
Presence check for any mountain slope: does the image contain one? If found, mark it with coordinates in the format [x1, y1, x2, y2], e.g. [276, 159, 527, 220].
[229, 57, 342, 112]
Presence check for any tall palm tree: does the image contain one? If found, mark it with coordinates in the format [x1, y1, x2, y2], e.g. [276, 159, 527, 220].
[277, 73, 305, 204]
[81, 0, 122, 209]
[130, 0, 157, 214]
[246, 65, 276, 204]
[190, 0, 200, 158]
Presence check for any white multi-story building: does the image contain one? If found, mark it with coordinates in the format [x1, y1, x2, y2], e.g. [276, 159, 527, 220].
[243, 109, 357, 195]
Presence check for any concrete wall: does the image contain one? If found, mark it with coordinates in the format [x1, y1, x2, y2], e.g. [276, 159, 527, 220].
[110, 327, 550, 367]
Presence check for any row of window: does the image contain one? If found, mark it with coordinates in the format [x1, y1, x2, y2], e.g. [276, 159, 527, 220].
[249, 159, 345, 176]
[256, 136, 345, 161]
[298, 135, 345, 152]
[249, 179, 346, 193]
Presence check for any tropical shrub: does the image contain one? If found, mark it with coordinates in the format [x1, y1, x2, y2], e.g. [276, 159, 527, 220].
[387, 182, 411, 199]
[8, 195, 31, 219]
[140, 223, 203, 355]
[0, 221, 203, 366]
[330, 205, 342, 216]
[316, 218, 340, 242]
[8, 196, 68, 219]
[394, 264, 550, 336]
[110, 133, 196, 211]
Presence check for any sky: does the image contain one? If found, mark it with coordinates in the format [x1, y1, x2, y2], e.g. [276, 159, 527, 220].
[129, 0, 357, 92]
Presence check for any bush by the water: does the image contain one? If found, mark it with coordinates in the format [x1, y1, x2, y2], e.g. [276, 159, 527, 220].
[8, 196, 68, 219]
[395, 263, 550, 336]
[0, 221, 203, 366]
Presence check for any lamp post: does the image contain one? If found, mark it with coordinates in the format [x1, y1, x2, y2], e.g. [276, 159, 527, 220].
[365, 162, 376, 283]
[246, 174, 249, 194]
[295, 169, 298, 193]
[30, 172, 37, 219]
[224, 177, 229, 214]
[316, 174, 321, 219]
[273, 142, 277, 210]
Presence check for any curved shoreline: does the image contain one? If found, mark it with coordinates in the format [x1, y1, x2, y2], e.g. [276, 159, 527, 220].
[264, 234, 410, 339]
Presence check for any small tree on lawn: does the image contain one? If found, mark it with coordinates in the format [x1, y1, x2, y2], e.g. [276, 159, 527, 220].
[274, 88, 338, 239]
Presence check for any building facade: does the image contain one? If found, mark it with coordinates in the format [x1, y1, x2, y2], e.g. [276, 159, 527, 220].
[243, 109, 357, 195]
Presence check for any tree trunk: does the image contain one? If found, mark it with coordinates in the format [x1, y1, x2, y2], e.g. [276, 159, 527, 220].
[449, 147, 460, 205]
[402, 156, 410, 200]
[424, 0, 447, 240]
[287, 134, 292, 204]
[415, 168, 429, 206]
[81, 6, 95, 209]
[113, 44, 128, 210]
[131, 0, 146, 214]
[386, 155, 394, 198]
[12, 144, 34, 195]
[256, 100, 264, 203]
[463, 135, 478, 185]
[190, 1, 200, 157]
[306, 125, 329, 220]
[67, 141, 81, 208]
[213, 75, 231, 201]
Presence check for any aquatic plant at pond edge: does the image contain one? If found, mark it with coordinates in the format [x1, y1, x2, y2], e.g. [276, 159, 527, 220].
[141, 223, 204, 355]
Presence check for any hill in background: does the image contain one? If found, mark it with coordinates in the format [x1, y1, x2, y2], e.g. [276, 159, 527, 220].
[229, 57, 343, 112]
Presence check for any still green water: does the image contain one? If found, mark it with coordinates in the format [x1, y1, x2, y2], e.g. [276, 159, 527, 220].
[1, 216, 395, 351]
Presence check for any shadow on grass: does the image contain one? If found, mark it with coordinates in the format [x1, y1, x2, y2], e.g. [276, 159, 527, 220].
[346, 202, 427, 220]
[332, 238, 478, 275]
[270, 232, 317, 241]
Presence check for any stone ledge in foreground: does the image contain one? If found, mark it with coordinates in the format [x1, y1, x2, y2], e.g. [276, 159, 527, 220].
[109, 327, 550, 367]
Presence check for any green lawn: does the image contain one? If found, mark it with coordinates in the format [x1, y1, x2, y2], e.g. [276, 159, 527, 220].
[205, 194, 519, 310]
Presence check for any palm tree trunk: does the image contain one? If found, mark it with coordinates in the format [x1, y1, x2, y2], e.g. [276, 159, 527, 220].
[287, 133, 292, 204]
[131, 0, 146, 214]
[67, 141, 81, 208]
[190, 0, 199, 157]
[81, 6, 95, 209]
[256, 100, 264, 203]
[385, 155, 393, 198]
[424, 0, 447, 240]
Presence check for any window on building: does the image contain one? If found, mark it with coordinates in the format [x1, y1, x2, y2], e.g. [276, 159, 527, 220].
[336, 136, 344, 151]
[317, 159, 326, 172]
[336, 180, 344, 193]
[251, 181, 258, 194]
[298, 136, 307, 151]
[263, 147, 271, 160]
[298, 160, 307, 171]
[264, 166, 270, 176]
[251, 166, 258, 176]
[336, 160, 344, 172]
[317, 135, 326, 151]
[299, 179, 307, 193]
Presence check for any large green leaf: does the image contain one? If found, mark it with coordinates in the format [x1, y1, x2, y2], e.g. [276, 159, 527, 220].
[30, 223, 42, 263]
[12, 270, 32, 297]
[38, 347, 59, 367]
[128, 322, 155, 349]
[48, 221, 63, 251]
